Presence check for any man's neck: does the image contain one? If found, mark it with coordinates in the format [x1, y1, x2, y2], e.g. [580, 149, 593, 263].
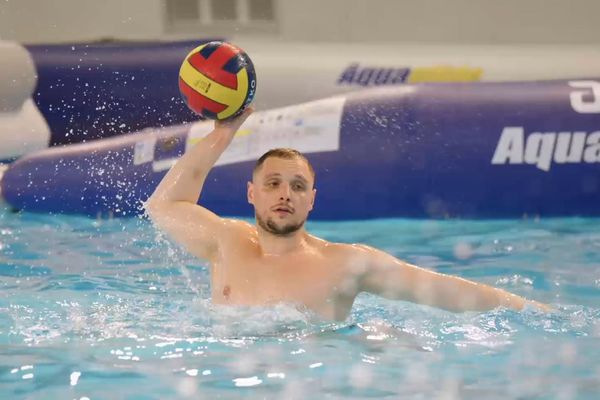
[256, 227, 309, 257]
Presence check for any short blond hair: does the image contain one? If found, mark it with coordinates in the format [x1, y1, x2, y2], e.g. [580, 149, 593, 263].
[253, 148, 315, 181]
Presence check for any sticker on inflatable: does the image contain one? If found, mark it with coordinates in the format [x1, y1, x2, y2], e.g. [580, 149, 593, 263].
[133, 137, 157, 165]
[337, 63, 482, 86]
[491, 80, 600, 171]
[186, 96, 346, 167]
[491, 127, 600, 171]
[568, 81, 600, 113]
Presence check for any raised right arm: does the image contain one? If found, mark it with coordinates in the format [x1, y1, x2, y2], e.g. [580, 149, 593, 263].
[145, 108, 253, 261]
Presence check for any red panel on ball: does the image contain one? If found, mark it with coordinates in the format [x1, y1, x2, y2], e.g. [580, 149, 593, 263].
[179, 78, 227, 115]
[187, 46, 239, 90]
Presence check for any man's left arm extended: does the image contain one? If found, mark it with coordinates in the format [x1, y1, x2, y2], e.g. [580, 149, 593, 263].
[354, 245, 549, 312]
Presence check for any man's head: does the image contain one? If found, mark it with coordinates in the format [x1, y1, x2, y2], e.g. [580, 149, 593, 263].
[247, 148, 316, 236]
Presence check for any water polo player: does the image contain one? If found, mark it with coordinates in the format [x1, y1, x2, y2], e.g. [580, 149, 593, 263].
[145, 109, 549, 321]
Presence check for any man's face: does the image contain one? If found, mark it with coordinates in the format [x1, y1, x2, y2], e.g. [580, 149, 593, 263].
[247, 157, 316, 236]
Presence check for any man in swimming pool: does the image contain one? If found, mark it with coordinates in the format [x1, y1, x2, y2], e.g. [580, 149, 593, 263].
[146, 108, 549, 321]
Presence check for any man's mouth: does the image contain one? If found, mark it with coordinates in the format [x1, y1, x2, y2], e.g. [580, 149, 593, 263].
[272, 205, 293, 214]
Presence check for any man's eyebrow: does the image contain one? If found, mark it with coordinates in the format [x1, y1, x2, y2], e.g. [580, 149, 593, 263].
[294, 175, 308, 183]
[263, 173, 308, 183]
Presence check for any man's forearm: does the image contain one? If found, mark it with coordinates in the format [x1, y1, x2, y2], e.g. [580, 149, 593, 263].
[147, 108, 253, 206]
[148, 127, 235, 205]
[431, 276, 535, 312]
[460, 282, 526, 312]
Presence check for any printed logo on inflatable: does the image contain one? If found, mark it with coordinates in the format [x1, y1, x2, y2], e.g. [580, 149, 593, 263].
[337, 63, 482, 86]
[492, 80, 600, 171]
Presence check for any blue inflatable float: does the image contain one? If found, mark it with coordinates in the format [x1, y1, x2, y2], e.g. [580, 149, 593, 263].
[2, 78, 599, 219]
[25, 40, 215, 147]
[13, 39, 484, 154]
[5, 38, 600, 161]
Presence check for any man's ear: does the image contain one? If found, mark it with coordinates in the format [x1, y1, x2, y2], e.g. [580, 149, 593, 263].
[309, 188, 317, 211]
[247, 181, 254, 204]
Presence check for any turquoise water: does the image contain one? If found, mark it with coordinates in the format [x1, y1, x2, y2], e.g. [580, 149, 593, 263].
[1, 204, 599, 399]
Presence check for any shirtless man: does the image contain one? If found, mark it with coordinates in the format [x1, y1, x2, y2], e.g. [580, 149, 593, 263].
[146, 108, 548, 321]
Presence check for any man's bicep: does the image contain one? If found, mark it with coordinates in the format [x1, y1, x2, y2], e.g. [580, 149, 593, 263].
[358, 246, 444, 303]
[147, 201, 225, 261]
[360, 246, 493, 310]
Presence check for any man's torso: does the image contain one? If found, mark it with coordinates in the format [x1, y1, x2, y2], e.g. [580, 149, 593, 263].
[207, 221, 363, 320]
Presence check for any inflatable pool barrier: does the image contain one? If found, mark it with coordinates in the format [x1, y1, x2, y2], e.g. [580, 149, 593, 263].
[2, 78, 599, 219]
[3, 39, 600, 161]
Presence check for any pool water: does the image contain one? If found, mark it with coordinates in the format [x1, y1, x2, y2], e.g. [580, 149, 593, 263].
[1, 205, 599, 399]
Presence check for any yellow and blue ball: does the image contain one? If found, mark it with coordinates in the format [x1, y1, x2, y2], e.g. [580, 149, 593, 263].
[178, 41, 256, 120]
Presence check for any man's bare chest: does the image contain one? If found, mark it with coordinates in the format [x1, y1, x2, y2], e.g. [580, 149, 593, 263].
[210, 249, 354, 307]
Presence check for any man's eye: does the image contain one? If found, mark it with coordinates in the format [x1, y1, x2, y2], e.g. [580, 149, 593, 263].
[267, 181, 279, 187]
[293, 184, 305, 191]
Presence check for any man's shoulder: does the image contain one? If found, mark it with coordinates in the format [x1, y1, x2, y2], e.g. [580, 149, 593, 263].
[316, 240, 373, 263]
[220, 218, 257, 242]
[222, 218, 255, 231]
[321, 240, 373, 254]
[314, 241, 373, 279]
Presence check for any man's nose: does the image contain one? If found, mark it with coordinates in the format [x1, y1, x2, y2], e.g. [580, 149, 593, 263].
[279, 183, 291, 200]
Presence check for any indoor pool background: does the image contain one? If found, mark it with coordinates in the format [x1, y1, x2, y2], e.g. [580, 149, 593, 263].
[1, 204, 599, 399]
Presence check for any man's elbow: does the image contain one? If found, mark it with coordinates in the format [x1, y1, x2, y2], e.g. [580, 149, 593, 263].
[143, 197, 190, 227]
[143, 197, 166, 222]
